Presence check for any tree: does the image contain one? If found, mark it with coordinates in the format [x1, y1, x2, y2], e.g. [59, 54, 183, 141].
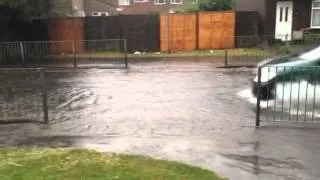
[199, 0, 235, 11]
[185, 0, 235, 12]
[0, 0, 71, 20]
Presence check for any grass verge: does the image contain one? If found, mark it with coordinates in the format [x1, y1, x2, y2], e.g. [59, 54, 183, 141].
[0, 148, 227, 180]
[83, 49, 271, 58]
[43, 48, 272, 59]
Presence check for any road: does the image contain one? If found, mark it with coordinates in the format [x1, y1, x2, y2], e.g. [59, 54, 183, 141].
[0, 58, 320, 180]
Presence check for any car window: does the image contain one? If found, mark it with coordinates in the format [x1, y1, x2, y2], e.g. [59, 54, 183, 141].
[299, 46, 320, 61]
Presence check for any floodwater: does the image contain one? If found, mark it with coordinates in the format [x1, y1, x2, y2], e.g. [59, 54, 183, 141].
[239, 80, 320, 123]
[1, 59, 320, 180]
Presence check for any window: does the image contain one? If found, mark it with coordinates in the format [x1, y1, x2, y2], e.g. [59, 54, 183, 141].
[171, 0, 182, 4]
[311, 0, 320, 28]
[279, 7, 283, 22]
[154, 0, 166, 5]
[134, 0, 148, 2]
[91, 12, 109, 16]
[92, 12, 101, 16]
[285, 7, 289, 22]
[119, 0, 130, 5]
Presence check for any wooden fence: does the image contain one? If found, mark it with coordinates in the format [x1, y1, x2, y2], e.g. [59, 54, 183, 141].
[48, 18, 85, 54]
[0, 15, 9, 35]
[198, 12, 235, 49]
[235, 11, 263, 48]
[84, 15, 160, 52]
[160, 13, 197, 52]
[0, 11, 263, 54]
[160, 11, 236, 52]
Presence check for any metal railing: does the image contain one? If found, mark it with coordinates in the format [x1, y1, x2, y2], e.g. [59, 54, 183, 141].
[222, 34, 320, 67]
[201, 34, 320, 68]
[0, 39, 128, 68]
[75, 39, 128, 68]
[0, 35, 320, 68]
[255, 65, 320, 126]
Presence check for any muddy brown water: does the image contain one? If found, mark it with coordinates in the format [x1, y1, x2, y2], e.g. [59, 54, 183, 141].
[0, 59, 320, 180]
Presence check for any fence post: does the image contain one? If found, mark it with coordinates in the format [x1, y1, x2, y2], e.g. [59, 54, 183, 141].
[72, 40, 77, 68]
[195, 12, 199, 50]
[286, 33, 291, 54]
[124, 39, 128, 68]
[0, 43, 3, 64]
[19, 42, 26, 67]
[256, 67, 262, 127]
[224, 49, 228, 66]
[167, 13, 171, 54]
[40, 68, 49, 124]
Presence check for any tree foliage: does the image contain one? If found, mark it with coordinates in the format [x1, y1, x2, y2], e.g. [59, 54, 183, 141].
[0, 0, 71, 20]
[186, 0, 235, 12]
[199, 0, 235, 11]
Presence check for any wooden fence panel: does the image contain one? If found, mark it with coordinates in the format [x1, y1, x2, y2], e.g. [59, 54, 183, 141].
[121, 15, 160, 52]
[0, 15, 10, 36]
[198, 12, 235, 49]
[85, 15, 160, 52]
[48, 18, 85, 54]
[161, 14, 197, 52]
[235, 11, 263, 48]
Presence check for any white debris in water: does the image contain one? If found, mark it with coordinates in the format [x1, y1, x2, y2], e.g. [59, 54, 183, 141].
[155, 52, 161, 55]
[133, 51, 141, 55]
[142, 52, 146, 54]
[209, 50, 214, 53]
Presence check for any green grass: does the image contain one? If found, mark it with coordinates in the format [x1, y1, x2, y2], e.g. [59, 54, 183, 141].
[127, 49, 270, 58]
[83, 49, 270, 58]
[42, 48, 272, 60]
[0, 148, 226, 180]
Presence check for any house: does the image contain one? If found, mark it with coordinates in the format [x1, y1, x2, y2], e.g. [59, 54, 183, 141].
[81, 0, 195, 17]
[270, 0, 319, 41]
[236, 0, 320, 41]
[83, 0, 118, 16]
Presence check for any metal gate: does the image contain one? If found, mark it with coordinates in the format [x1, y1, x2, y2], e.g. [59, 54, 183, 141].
[255, 65, 320, 127]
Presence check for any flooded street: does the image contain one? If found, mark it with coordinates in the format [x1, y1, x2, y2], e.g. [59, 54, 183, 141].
[1, 59, 320, 180]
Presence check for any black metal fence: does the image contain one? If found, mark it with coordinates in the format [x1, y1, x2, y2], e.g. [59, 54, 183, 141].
[255, 66, 320, 126]
[0, 39, 128, 68]
[76, 39, 128, 68]
[0, 35, 319, 68]
[223, 34, 320, 67]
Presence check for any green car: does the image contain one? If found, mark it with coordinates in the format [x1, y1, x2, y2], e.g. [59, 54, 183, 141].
[252, 45, 320, 99]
